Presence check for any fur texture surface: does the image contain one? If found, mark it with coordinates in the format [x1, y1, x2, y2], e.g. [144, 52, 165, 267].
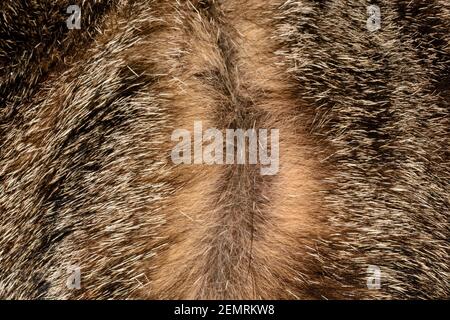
[0, 0, 448, 299]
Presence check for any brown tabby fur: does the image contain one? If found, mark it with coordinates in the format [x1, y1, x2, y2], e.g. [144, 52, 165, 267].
[0, 0, 448, 299]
